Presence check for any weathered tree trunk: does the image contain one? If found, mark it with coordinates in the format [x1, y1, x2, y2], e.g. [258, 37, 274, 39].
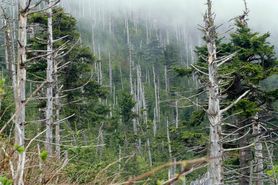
[126, 18, 137, 136]
[204, 1, 224, 184]
[166, 118, 173, 183]
[253, 114, 264, 185]
[108, 51, 113, 94]
[54, 57, 61, 159]
[14, 1, 28, 184]
[3, 14, 17, 102]
[119, 64, 124, 90]
[153, 66, 158, 136]
[239, 120, 252, 185]
[175, 100, 179, 128]
[4, 19, 10, 71]
[147, 138, 153, 166]
[164, 65, 169, 94]
[45, 0, 54, 155]
[99, 61, 103, 85]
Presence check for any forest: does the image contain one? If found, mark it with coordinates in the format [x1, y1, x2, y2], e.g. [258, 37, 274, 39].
[0, 0, 277, 184]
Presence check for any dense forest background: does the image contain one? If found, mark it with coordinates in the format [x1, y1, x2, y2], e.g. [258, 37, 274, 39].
[0, 0, 277, 185]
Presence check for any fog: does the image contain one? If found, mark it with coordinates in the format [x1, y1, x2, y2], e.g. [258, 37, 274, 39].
[62, 0, 278, 48]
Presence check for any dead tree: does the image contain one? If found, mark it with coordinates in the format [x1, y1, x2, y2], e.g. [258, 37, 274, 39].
[1, 7, 17, 102]
[45, 0, 54, 155]
[203, 1, 224, 183]
[14, 1, 28, 184]
[201, 1, 249, 184]
[253, 114, 264, 185]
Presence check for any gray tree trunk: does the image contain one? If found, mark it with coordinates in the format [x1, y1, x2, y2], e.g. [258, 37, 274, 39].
[204, 1, 224, 184]
[253, 114, 264, 185]
[54, 57, 61, 159]
[3, 14, 17, 102]
[15, 1, 28, 184]
[108, 51, 113, 94]
[45, 0, 54, 155]
[152, 66, 158, 136]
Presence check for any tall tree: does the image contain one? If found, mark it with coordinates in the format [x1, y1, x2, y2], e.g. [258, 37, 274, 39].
[45, 0, 54, 155]
[14, 1, 28, 184]
[203, 1, 224, 183]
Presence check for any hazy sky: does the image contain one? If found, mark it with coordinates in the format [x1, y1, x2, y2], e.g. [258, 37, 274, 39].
[63, 0, 278, 46]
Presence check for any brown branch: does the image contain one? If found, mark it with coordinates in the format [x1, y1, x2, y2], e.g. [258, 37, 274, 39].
[163, 163, 208, 185]
[121, 157, 208, 185]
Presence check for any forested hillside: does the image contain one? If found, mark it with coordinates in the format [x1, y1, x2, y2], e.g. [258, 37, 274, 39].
[0, 0, 277, 185]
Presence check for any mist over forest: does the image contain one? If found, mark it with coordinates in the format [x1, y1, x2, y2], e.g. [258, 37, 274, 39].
[0, 0, 278, 185]
[63, 0, 278, 50]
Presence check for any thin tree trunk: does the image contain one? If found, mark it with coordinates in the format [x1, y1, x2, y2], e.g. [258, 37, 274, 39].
[153, 66, 158, 136]
[3, 14, 17, 102]
[175, 100, 179, 128]
[204, 1, 223, 184]
[15, 1, 28, 184]
[108, 51, 113, 94]
[147, 138, 152, 166]
[54, 57, 61, 159]
[253, 114, 264, 185]
[239, 121, 252, 185]
[45, 0, 54, 155]
[166, 118, 173, 183]
[164, 65, 169, 94]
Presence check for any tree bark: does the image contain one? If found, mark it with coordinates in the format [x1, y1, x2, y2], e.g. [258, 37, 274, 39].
[3, 14, 17, 102]
[54, 57, 61, 159]
[108, 51, 113, 94]
[204, 1, 224, 184]
[45, 0, 54, 155]
[253, 114, 264, 185]
[152, 66, 158, 136]
[14, 1, 28, 184]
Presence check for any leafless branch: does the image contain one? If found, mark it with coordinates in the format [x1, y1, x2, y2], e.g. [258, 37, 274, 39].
[220, 90, 250, 113]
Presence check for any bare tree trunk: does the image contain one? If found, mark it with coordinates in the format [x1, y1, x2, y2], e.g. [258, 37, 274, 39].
[166, 118, 173, 183]
[119, 64, 124, 90]
[14, 1, 28, 184]
[54, 58, 61, 159]
[175, 100, 179, 128]
[147, 138, 152, 166]
[153, 108, 157, 137]
[164, 65, 169, 94]
[204, 1, 223, 184]
[153, 66, 158, 136]
[45, 0, 54, 155]
[239, 122, 252, 185]
[99, 61, 103, 85]
[4, 19, 10, 71]
[166, 118, 172, 159]
[253, 114, 264, 185]
[126, 18, 137, 137]
[3, 13, 17, 102]
[108, 51, 113, 94]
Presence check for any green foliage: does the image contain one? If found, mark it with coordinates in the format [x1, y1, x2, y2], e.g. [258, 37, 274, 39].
[0, 83, 14, 133]
[0, 78, 5, 99]
[164, 44, 179, 66]
[266, 165, 278, 179]
[119, 92, 136, 125]
[181, 131, 207, 146]
[234, 98, 259, 117]
[0, 176, 13, 185]
[188, 110, 205, 126]
[15, 144, 25, 154]
[172, 66, 193, 77]
[40, 150, 48, 161]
